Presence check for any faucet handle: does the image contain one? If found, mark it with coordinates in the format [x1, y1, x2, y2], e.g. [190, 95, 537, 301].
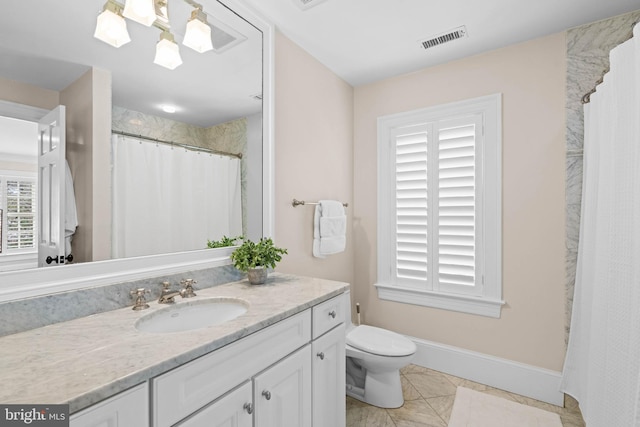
[161, 281, 171, 291]
[180, 279, 197, 298]
[130, 288, 150, 311]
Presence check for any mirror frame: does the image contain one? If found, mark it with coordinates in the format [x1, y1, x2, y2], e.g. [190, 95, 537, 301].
[0, 0, 274, 303]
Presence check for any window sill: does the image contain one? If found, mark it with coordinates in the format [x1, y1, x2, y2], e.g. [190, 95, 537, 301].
[374, 283, 505, 318]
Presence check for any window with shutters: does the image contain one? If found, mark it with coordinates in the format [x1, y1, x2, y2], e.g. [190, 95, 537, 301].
[376, 94, 503, 318]
[0, 174, 37, 255]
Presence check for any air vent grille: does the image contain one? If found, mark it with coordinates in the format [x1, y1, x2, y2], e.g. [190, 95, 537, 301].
[293, 0, 329, 11]
[419, 26, 468, 50]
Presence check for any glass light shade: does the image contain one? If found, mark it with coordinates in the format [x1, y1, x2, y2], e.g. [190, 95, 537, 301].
[123, 0, 156, 27]
[154, 33, 183, 70]
[94, 7, 131, 48]
[183, 13, 213, 53]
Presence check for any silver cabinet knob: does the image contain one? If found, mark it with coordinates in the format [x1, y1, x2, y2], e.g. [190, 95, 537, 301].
[243, 402, 253, 414]
[262, 390, 271, 400]
[317, 352, 325, 360]
[328, 310, 337, 318]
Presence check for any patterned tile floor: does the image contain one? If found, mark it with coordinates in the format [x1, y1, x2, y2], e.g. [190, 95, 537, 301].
[346, 364, 586, 427]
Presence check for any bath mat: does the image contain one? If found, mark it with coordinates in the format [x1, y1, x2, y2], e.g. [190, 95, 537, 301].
[448, 387, 562, 427]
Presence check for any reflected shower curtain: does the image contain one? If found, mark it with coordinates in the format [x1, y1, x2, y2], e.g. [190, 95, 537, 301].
[111, 134, 242, 258]
[561, 24, 640, 426]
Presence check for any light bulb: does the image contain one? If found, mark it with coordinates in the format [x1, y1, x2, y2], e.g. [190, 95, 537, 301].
[183, 9, 213, 53]
[94, 1, 131, 48]
[154, 32, 183, 70]
[123, 0, 156, 27]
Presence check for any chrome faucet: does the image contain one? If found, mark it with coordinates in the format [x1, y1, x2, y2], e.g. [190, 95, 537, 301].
[180, 279, 197, 298]
[158, 281, 182, 304]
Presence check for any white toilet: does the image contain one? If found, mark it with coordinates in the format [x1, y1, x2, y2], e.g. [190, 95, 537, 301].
[344, 291, 417, 408]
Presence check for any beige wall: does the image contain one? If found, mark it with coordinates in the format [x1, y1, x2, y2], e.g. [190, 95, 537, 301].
[352, 33, 567, 371]
[0, 76, 59, 111]
[62, 68, 112, 263]
[273, 31, 355, 284]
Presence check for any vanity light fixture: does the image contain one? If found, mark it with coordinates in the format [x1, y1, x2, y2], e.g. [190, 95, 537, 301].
[94, 0, 131, 48]
[94, 0, 222, 70]
[123, 0, 157, 26]
[183, 7, 213, 53]
[154, 31, 183, 70]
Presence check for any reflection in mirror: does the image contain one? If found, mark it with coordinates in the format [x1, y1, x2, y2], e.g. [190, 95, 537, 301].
[0, 0, 263, 273]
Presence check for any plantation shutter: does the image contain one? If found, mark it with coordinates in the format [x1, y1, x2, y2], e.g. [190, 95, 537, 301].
[4, 178, 37, 251]
[393, 124, 430, 287]
[436, 116, 482, 295]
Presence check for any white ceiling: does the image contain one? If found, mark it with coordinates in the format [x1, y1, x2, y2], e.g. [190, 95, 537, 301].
[242, 0, 640, 86]
[0, 0, 262, 128]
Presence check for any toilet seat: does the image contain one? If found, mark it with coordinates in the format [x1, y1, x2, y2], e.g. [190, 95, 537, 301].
[346, 325, 416, 357]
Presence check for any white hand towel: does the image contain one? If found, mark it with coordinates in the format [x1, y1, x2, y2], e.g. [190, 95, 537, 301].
[64, 161, 78, 257]
[313, 200, 346, 258]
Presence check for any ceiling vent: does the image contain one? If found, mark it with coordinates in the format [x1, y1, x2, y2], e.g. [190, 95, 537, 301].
[208, 15, 247, 53]
[293, 0, 329, 11]
[418, 26, 468, 50]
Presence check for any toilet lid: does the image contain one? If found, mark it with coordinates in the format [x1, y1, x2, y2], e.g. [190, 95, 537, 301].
[346, 325, 416, 357]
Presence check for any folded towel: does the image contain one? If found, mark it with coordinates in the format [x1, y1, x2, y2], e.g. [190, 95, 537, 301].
[313, 200, 346, 258]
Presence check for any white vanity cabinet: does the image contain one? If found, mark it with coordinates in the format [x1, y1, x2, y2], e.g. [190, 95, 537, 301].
[311, 294, 347, 427]
[69, 291, 348, 427]
[312, 324, 346, 427]
[175, 382, 253, 427]
[254, 345, 312, 427]
[69, 382, 148, 427]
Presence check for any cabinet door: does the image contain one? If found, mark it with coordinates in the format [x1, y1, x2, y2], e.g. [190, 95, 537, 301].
[69, 383, 148, 427]
[312, 324, 346, 427]
[177, 382, 252, 427]
[254, 345, 312, 427]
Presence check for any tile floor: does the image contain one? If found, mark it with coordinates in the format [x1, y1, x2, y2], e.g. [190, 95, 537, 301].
[346, 364, 586, 427]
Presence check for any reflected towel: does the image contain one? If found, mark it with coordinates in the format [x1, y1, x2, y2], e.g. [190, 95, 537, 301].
[64, 160, 78, 256]
[313, 200, 346, 258]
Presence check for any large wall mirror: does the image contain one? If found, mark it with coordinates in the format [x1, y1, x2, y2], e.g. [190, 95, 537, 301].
[0, 0, 273, 300]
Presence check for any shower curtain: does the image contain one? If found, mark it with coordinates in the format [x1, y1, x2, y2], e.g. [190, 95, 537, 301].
[561, 24, 640, 426]
[111, 134, 242, 259]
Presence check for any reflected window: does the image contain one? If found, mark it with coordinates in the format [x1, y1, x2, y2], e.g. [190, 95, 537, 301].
[0, 176, 37, 253]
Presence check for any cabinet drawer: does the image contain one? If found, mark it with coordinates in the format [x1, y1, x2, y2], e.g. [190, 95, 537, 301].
[153, 309, 311, 427]
[70, 382, 148, 427]
[312, 293, 346, 339]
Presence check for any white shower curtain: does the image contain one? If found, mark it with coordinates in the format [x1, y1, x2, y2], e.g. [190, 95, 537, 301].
[111, 134, 242, 259]
[561, 24, 640, 426]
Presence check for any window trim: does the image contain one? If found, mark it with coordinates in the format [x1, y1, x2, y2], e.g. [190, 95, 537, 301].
[375, 94, 503, 318]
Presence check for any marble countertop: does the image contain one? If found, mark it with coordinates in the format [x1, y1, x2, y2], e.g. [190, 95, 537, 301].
[0, 273, 349, 413]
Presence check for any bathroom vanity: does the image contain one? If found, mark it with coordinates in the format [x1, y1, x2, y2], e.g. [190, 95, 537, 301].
[0, 274, 348, 427]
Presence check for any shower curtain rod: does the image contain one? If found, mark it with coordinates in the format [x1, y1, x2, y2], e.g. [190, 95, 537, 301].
[112, 130, 243, 159]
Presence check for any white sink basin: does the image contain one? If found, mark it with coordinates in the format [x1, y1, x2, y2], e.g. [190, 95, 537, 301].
[135, 297, 249, 333]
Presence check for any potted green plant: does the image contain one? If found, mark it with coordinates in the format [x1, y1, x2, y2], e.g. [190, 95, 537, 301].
[230, 238, 288, 285]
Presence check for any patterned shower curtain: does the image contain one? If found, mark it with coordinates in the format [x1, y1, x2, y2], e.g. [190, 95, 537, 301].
[561, 23, 640, 427]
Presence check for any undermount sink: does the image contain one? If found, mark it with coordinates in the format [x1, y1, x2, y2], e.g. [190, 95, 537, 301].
[135, 297, 249, 333]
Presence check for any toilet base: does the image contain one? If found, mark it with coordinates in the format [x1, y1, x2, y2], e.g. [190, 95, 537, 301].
[346, 368, 404, 409]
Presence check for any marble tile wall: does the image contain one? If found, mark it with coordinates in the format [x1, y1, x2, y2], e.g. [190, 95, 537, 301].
[112, 106, 247, 155]
[565, 10, 640, 341]
[0, 265, 243, 337]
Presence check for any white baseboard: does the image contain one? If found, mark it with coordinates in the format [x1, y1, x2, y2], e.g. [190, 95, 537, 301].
[409, 336, 564, 406]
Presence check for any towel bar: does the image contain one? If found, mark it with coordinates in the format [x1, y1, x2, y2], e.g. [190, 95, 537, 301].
[292, 198, 348, 208]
